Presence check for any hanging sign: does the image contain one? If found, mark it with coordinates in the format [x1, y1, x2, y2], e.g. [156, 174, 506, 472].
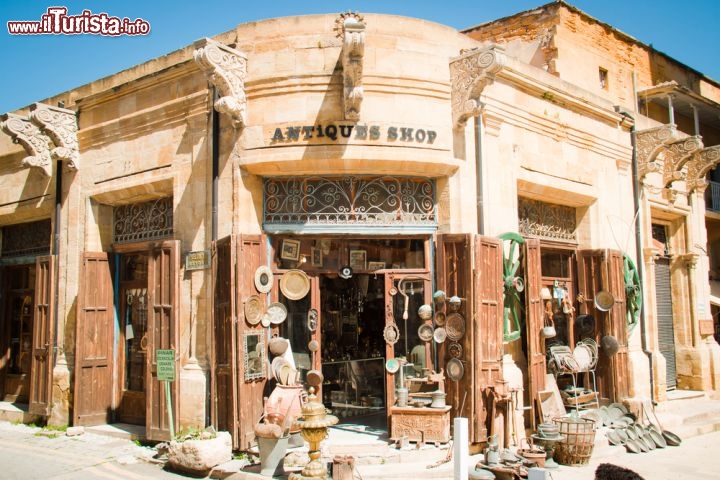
[185, 250, 210, 271]
[156, 349, 176, 382]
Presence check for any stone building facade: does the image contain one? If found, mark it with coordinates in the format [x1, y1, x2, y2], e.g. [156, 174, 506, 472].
[0, 2, 718, 450]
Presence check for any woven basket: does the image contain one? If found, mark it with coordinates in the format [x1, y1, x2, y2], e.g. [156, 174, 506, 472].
[553, 417, 596, 466]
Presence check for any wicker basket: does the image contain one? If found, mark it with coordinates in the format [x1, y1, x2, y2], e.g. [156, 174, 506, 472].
[553, 417, 596, 466]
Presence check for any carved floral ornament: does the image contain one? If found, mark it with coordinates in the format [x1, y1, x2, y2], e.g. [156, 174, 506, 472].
[450, 45, 507, 129]
[193, 38, 247, 129]
[636, 124, 720, 196]
[0, 102, 79, 177]
[335, 12, 366, 121]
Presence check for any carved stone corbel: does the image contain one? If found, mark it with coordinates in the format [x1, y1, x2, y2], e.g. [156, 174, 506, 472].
[661, 135, 703, 188]
[686, 145, 720, 193]
[635, 124, 682, 181]
[193, 38, 247, 128]
[450, 45, 507, 129]
[336, 12, 365, 121]
[29, 103, 79, 170]
[0, 113, 53, 176]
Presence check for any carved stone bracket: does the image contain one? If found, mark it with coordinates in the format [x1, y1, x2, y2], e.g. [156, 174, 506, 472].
[450, 45, 507, 129]
[30, 103, 79, 170]
[336, 12, 366, 121]
[0, 113, 53, 176]
[661, 135, 703, 188]
[686, 145, 720, 193]
[636, 124, 682, 180]
[193, 38, 247, 128]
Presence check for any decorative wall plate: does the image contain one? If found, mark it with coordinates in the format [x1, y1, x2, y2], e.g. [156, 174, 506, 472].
[433, 327, 447, 343]
[280, 269, 310, 300]
[244, 295, 263, 325]
[594, 290, 614, 311]
[448, 342, 463, 358]
[261, 313, 271, 327]
[254, 266, 273, 293]
[383, 323, 400, 345]
[434, 311, 446, 326]
[385, 358, 400, 373]
[445, 313, 466, 341]
[267, 302, 287, 325]
[447, 358, 464, 381]
[418, 324, 434, 342]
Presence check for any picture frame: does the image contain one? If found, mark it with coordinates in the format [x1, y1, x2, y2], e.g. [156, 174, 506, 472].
[536, 389, 565, 422]
[280, 239, 300, 261]
[368, 261, 385, 271]
[311, 247, 323, 267]
[349, 249, 367, 270]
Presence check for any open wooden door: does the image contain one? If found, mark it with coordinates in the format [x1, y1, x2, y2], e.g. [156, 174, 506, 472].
[212, 235, 239, 445]
[236, 234, 267, 451]
[146, 241, 180, 441]
[576, 249, 629, 402]
[73, 253, 114, 424]
[523, 238, 545, 429]
[29, 255, 57, 417]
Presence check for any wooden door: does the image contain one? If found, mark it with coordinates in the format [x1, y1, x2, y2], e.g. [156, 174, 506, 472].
[74, 253, 114, 425]
[606, 250, 630, 400]
[236, 235, 267, 450]
[524, 238, 545, 428]
[472, 235, 504, 443]
[29, 256, 56, 416]
[212, 235, 238, 445]
[146, 241, 180, 441]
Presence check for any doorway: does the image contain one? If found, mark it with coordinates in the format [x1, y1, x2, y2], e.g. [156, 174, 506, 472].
[1, 265, 35, 403]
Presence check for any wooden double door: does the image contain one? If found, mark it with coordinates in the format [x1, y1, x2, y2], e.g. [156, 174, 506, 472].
[74, 241, 179, 441]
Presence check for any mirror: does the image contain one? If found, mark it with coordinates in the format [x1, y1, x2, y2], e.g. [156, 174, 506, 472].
[243, 332, 266, 381]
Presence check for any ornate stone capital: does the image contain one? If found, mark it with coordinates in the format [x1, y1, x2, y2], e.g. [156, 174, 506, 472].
[686, 145, 720, 192]
[0, 113, 53, 176]
[336, 12, 365, 121]
[635, 124, 682, 181]
[450, 46, 507, 129]
[677, 252, 699, 270]
[30, 103, 79, 170]
[193, 38, 247, 128]
[661, 135, 703, 188]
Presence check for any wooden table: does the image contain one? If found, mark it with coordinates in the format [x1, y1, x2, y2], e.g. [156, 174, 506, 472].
[389, 405, 452, 444]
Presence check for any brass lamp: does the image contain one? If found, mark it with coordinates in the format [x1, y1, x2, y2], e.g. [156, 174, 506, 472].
[289, 387, 338, 479]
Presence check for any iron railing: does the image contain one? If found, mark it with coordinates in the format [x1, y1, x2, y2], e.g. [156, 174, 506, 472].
[708, 180, 720, 212]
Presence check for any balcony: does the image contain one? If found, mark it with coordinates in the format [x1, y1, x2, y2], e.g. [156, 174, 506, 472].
[707, 181, 720, 213]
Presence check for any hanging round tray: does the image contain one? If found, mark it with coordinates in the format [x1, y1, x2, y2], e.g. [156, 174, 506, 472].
[445, 313, 466, 341]
[434, 311, 446, 326]
[383, 323, 400, 345]
[594, 290, 614, 311]
[447, 358, 464, 381]
[266, 302, 287, 325]
[448, 342, 463, 358]
[244, 295, 263, 325]
[418, 324, 434, 342]
[433, 327, 447, 343]
[254, 266, 274, 294]
[280, 269, 310, 300]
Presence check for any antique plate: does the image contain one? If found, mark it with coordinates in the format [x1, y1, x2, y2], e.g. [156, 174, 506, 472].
[383, 323, 400, 345]
[267, 302, 288, 325]
[244, 295, 263, 325]
[594, 290, 614, 311]
[254, 266, 274, 293]
[447, 358, 464, 381]
[385, 358, 400, 374]
[445, 313, 466, 341]
[448, 342, 463, 358]
[280, 269, 310, 300]
[573, 344, 592, 371]
[433, 327, 447, 344]
[434, 311, 446, 326]
[418, 324, 434, 342]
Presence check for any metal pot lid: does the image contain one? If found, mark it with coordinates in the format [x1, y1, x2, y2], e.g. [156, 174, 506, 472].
[244, 295, 263, 325]
[254, 265, 274, 293]
[267, 302, 287, 325]
[447, 357, 464, 381]
[280, 269, 310, 300]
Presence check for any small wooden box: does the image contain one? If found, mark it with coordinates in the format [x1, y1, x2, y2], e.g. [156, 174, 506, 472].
[389, 405, 451, 444]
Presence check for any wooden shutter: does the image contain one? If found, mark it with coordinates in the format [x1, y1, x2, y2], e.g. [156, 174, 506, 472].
[73, 253, 114, 424]
[606, 249, 630, 400]
[146, 241, 180, 441]
[472, 235, 504, 443]
[211, 235, 238, 445]
[29, 255, 57, 416]
[236, 234, 267, 450]
[524, 238, 545, 429]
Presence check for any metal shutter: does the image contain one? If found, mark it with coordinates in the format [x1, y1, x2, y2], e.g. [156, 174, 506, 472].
[654, 258, 676, 389]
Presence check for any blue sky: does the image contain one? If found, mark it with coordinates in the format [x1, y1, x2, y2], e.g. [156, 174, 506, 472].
[1, 1, 719, 114]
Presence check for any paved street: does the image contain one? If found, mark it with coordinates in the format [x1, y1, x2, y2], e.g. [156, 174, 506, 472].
[2, 419, 720, 479]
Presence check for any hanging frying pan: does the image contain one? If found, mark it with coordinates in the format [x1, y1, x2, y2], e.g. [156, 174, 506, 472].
[447, 358, 464, 381]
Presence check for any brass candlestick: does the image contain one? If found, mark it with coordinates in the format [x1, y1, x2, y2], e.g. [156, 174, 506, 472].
[289, 387, 338, 479]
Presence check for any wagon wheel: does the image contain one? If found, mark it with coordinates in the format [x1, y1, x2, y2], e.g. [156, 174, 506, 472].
[623, 253, 642, 335]
[499, 232, 524, 343]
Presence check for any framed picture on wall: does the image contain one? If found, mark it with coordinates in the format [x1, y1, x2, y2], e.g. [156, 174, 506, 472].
[368, 261, 385, 271]
[281, 239, 300, 261]
[311, 247, 323, 267]
[349, 250, 367, 270]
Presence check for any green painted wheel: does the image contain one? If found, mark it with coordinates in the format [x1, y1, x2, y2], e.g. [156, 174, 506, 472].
[498, 232, 524, 343]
